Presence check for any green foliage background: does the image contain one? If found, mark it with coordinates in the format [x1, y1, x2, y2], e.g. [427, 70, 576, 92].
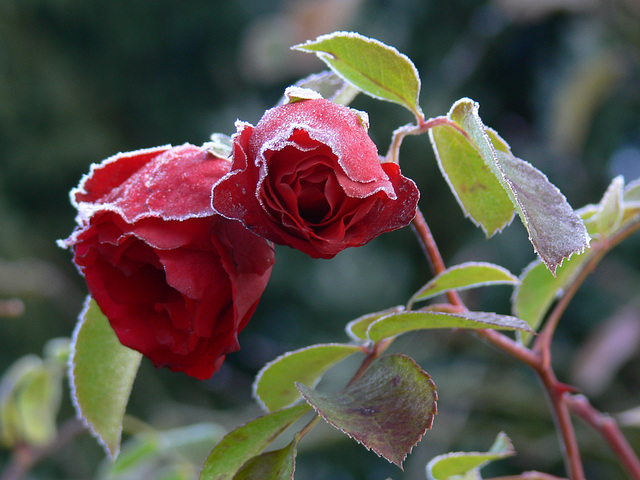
[1, 0, 640, 478]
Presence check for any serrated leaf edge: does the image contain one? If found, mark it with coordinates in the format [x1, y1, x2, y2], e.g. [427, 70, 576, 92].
[296, 354, 437, 469]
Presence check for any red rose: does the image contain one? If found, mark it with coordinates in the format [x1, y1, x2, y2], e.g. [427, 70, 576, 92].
[60, 144, 274, 379]
[211, 97, 420, 259]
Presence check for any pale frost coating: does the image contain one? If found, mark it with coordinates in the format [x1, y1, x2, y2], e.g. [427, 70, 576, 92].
[283, 85, 324, 103]
[250, 101, 395, 198]
[57, 145, 169, 250]
[59, 144, 222, 251]
[66, 145, 169, 224]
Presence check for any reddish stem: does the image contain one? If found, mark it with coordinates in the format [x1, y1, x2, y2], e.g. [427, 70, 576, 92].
[411, 206, 586, 479]
[411, 209, 463, 306]
[566, 395, 640, 480]
[536, 370, 586, 480]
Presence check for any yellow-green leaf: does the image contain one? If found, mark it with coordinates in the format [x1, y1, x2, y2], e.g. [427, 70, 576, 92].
[199, 404, 310, 480]
[429, 115, 515, 236]
[427, 432, 515, 480]
[345, 306, 405, 341]
[513, 252, 591, 344]
[253, 344, 362, 412]
[410, 262, 519, 305]
[293, 32, 423, 119]
[367, 311, 533, 343]
[233, 434, 300, 480]
[69, 297, 142, 459]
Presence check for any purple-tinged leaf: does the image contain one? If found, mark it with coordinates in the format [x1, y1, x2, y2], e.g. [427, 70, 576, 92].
[494, 149, 590, 274]
[199, 404, 310, 480]
[367, 311, 533, 343]
[426, 431, 515, 480]
[253, 344, 363, 412]
[297, 353, 437, 468]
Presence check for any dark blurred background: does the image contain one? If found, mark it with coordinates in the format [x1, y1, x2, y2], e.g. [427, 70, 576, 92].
[1, 0, 640, 478]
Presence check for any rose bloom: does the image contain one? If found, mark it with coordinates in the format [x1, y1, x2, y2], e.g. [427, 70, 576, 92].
[60, 144, 274, 379]
[211, 96, 420, 259]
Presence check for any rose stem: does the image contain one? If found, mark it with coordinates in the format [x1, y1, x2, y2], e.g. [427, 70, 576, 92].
[411, 206, 586, 480]
[532, 220, 640, 478]
[565, 394, 640, 480]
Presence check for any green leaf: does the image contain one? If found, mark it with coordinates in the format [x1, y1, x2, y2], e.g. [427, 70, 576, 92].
[69, 297, 142, 459]
[107, 422, 226, 477]
[108, 435, 160, 476]
[297, 353, 437, 468]
[410, 262, 519, 305]
[0, 355, 62, 447]
[15, 367, 60, 447]
[345, 306, 405, 341]
[429, 111, 515, 237]
[624, 177, 640, 202]
[584, 175, 640, 239]
[204, 133, 233, 159]
[512, 251, 590, 344]
[426, 431, 515, 480]
[199, 404, 311, 480]
[431, 98, 590, 274]
[253, 344, 363, 412]
[293, 32, 423, 119]
[593, 176, 624, 236]
[288, 70, 360, 106]
[233, 434, 300, 480]
[367, 311, 533, 343]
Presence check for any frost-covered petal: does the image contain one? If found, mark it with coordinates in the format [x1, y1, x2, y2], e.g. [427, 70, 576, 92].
[212, 98, 419, 259]
[61, 144, 275, 379]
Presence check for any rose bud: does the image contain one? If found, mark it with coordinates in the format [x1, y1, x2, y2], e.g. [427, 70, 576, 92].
[211, 94, 420, 259]
[59, 144, 275, 379]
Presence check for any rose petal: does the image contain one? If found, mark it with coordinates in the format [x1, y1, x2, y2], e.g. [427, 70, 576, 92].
[212, 99, 420, 258]
[63, 145, 275, 379]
